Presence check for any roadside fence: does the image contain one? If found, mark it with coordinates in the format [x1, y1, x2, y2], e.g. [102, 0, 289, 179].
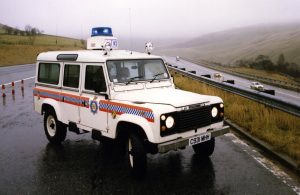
[1, 76, 35, 98]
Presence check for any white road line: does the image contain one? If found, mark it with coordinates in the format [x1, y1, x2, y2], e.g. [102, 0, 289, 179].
[226, 133, 300, 195]
[0, 64, 35, 69]
[2, 76, 36, 86]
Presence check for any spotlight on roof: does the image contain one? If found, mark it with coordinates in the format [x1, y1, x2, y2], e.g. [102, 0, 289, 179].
[145, 42, 153, 55]
[103, 41, 112, 55]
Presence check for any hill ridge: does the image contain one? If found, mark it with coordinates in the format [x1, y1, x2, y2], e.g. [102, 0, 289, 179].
[160, 22, 300, 65]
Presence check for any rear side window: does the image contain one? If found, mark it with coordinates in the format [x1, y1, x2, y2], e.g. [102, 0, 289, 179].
[63, 64, 80, 88]
[38, 63, 60, 85]
[85, 66, 107, 91]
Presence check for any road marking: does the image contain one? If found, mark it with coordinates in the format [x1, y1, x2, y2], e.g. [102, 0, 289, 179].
[225, 133, 300, 194]
[0, 64, 35, 69]
[276, 91, 300, 100]
[2, 76, 35, 86]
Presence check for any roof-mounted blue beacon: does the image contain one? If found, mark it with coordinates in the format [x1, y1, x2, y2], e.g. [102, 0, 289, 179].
[87, 27, 118, 50]
[91, 27, 113, 37]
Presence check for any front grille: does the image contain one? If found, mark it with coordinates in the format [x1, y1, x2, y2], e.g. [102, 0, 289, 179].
[175, 106, 212, 133]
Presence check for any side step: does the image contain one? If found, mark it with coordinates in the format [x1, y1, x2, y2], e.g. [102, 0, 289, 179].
[68, 122, 89, 134]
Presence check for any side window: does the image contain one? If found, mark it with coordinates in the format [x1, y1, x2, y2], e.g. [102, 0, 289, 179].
[85, 66, 107, 92]
[63, 64, 80, 88]
[38, 63, 60, 85]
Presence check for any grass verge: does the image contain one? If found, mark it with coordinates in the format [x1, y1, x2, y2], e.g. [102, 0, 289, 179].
[171, 70, 300, 164]
[0, 44, 83, 66]
[0, 34, 84, 66]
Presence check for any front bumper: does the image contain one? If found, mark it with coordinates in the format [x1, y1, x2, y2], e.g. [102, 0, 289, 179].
[157, 126, 230, 153]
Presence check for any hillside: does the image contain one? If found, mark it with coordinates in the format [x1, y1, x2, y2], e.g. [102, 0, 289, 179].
[159, 22, 300, 66]
[0, 23, 84, 66]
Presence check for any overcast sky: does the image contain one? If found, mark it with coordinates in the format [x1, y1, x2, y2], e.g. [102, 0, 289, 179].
[1, 0, 300, 41]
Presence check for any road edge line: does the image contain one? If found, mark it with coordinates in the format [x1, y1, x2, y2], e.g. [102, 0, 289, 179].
[225, 119, 300, 173]
[2, 76, 35, 86]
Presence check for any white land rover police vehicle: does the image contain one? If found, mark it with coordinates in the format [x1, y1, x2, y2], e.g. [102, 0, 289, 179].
[34, 27, 229, 177]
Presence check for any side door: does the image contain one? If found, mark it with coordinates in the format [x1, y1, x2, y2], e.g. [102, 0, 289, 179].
[79, 64, 108, 132]
[60, 63, 81, 124]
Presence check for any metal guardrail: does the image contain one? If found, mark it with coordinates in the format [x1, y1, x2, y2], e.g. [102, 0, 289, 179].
[184, 58, 300, 92]
[168, 66, 300, 117]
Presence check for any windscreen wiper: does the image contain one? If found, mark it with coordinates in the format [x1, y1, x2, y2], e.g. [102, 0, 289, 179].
[125, 76, 143, 85]
[150, 73, 164, 83]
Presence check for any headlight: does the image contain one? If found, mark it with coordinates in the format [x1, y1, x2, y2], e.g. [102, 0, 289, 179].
[165, 116, 175, 129]
[211, 107, 218, 118]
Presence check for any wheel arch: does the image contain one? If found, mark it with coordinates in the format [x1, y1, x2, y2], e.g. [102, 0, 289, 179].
[41, 99, 62, 122]
[116, 121, 158, 155]
[116, 121, 147, 141]
[115, 115, 155, 143]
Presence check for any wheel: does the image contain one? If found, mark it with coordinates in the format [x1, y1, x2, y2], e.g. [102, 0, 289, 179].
[44, 109, 67, 144]
[127, 132, 147, 178]
[192, 138, 215, 157]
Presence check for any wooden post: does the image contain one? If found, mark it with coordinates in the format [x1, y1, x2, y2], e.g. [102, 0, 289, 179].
[2, 84, 6, 97]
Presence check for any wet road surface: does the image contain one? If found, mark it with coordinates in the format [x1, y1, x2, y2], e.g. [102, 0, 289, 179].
[0, 64, 300, 194]
[0, 64, 35, 84]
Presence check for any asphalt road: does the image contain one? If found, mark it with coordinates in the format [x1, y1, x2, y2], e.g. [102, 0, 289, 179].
[0, 64, 300, 194]
[164, 56, 300, 106]
[0, 64, 36, 84]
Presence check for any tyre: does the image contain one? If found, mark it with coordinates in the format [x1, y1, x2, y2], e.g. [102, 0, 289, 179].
[44, 109, 67, 144]
[127, 132, 147, 178]
[192, 138, 215, 157]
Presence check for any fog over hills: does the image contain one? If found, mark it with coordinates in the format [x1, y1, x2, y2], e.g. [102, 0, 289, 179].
[158, 22, 300, 65]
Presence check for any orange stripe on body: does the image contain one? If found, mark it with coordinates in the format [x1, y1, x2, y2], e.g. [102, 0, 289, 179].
[34, 87, 90, 108]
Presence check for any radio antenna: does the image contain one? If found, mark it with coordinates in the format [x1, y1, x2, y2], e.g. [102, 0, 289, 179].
[129, 8, 133, 54]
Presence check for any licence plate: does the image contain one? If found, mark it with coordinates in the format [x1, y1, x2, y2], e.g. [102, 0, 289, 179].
[189, 133, 211, 146]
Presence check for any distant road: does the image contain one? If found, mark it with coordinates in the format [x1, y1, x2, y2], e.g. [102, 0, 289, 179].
[0, 64, 35, 84]
[164, 56, 300, 106]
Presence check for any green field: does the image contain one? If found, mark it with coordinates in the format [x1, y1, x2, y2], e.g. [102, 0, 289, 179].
[0, 31, 84, 66]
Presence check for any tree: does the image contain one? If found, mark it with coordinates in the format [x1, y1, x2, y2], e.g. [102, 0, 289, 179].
[277, 54, 288, 72]
[31, 28, 37, 36]
[25, 25, 32, 36]
[286, 63, 300, 77]
[254, 55, 274, 70]
[277, 53, 285, 66]
[3, 26, 13, 35]
[13, 27, 19, 35]
[235, 59, 253, 67]
[25, 25, 36, 44]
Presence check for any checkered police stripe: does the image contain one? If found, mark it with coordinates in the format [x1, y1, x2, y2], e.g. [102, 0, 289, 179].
[99, 100, 154, 122]
[33, 88, 89, 108]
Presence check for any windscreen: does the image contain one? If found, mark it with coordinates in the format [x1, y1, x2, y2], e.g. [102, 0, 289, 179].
[106, 59, 169, 83]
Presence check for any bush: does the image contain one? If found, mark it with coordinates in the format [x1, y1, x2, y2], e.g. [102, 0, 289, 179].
[236, 54, 300, 78]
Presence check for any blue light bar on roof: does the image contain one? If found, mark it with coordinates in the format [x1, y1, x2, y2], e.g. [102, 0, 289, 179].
[91, 27, 113, 37]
